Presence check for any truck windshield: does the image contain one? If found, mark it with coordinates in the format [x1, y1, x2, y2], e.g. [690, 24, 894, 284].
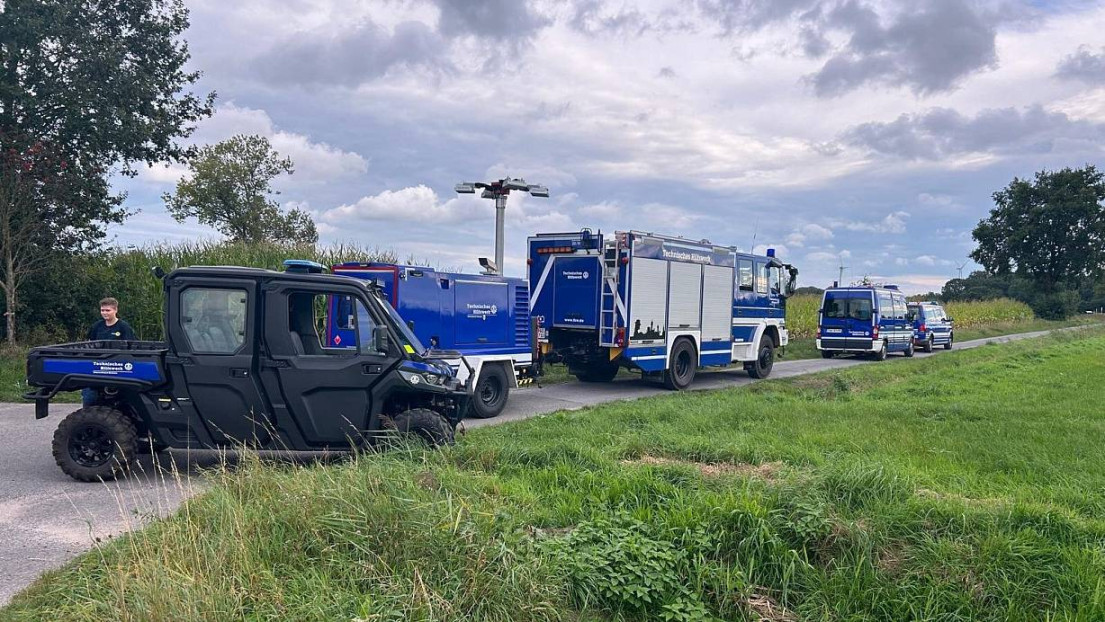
[823, 292, 873, 321]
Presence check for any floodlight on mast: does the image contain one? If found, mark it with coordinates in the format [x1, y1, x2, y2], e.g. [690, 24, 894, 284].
[454, 177, 549, 275]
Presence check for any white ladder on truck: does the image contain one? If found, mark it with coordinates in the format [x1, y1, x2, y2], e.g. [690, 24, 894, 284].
[599, 240, 620, 347]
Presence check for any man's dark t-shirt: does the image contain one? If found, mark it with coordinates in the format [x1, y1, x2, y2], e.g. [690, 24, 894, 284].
[88, 319, 136, 341]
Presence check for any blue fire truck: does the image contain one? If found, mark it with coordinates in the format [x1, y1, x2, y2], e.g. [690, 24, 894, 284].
[326, 263, 533, 418]
[528, 230, 798, 388]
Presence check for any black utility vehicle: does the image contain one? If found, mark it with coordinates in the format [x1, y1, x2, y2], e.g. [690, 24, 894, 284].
[25, 264, 469, 481]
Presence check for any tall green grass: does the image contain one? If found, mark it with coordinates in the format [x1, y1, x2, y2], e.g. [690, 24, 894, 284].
[7, 330, 1105, 621]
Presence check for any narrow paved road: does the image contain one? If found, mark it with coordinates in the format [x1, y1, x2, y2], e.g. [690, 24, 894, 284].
[0, 328, 1069, 604]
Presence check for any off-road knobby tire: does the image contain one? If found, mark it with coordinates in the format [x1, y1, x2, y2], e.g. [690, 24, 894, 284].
[52, 406, 138, 482]
[469, 364, 510, 419]
[944, 334, 953, 350]
[904, 341, 915, 357]
[820, 350, 835, 359]
[662, 338, 697, 390]
[923, 335, 934, 353]
[872, 341, 888, 361]
[747, 335, 775, 379]
[573, 360, 620, 383]
[390, 409, 455, 446]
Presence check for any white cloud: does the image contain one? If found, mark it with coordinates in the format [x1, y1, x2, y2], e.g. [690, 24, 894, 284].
[834, 211, 910, 234]
[577, 201, 622, 220]
[321, 185, 488, 224]
[806, 250, 847, 264]
[139, 103, 368, 186]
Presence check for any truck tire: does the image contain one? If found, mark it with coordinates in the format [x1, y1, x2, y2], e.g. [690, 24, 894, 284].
[52, 406, 138, 482]
[390, 409, 455, 446]
[663, 339, 697, 390]
[820, 350, 835, 359]
[747, 335, 775, 379]
[904, 340, 915, 357]
[470, 365, 510, 419]
[944, 334, 953, 350]
[573, 361, 620, 383]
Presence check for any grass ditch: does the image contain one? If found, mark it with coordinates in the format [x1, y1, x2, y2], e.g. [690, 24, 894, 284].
[5, 328, 1105, 620]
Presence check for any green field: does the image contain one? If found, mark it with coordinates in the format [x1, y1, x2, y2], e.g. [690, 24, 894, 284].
[6, 329, 1105, 621]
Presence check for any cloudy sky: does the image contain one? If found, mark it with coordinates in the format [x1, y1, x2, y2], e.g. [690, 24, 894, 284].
[114, 0, 1105, 292]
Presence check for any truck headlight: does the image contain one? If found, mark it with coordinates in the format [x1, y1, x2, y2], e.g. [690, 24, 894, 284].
[399, 370, 444, 386]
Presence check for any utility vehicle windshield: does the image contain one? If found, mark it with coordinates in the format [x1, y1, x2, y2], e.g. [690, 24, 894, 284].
[377, 295, 427, 355]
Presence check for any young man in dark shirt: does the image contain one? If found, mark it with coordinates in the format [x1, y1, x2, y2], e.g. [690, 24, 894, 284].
[83, 297, 136, 406]
[87, 297, 136, 341]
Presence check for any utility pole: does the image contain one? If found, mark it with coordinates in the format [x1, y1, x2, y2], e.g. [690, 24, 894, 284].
[455, 177, 549, 275]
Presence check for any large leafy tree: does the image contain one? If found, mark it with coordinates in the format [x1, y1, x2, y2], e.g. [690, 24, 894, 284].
[165, 134, 318, 244]
[972, 166, 1105, 287]
[0, 0, 214, 343]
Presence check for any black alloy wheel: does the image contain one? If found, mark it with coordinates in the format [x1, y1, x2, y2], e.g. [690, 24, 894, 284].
[69, 424, 114, 468]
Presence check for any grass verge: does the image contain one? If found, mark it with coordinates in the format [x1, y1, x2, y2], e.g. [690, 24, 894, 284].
[6, 328, 1105, 620]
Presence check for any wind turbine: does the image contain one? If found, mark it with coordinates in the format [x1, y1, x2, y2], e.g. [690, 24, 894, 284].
[837, 256, 851, 287]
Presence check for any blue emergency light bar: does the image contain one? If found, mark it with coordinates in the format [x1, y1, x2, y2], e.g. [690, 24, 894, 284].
[283, 259, 328, 274]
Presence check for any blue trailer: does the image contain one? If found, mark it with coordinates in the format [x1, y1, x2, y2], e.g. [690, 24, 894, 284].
[327, 262, 533, 418]
[528, 230, 798, 388]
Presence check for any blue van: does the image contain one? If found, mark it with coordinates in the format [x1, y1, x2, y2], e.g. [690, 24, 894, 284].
[907, 301, 954, 352]
[816, 285, 914, 360]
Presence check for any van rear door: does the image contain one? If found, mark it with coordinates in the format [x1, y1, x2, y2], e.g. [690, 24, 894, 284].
[819, 291, 849, 350]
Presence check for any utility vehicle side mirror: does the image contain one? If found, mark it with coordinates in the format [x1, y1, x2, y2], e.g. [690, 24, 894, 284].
[373, 326, 390, 354]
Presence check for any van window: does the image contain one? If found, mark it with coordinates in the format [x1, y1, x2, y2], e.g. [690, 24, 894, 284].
[927, 306, 945, 321]
[878, 292, 893, 317]
[892, 294, 907, 320]
[823, 292, 872, 322]
[738, 259, 754, 291]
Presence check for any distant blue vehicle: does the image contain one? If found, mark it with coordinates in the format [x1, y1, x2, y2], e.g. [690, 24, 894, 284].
[908, 301, 954, 352]
[326, 263, 533, 419]
[816, 285, 914, 360]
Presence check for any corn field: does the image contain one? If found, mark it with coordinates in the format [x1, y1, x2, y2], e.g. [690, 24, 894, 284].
[785, 294, 1034, 339]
